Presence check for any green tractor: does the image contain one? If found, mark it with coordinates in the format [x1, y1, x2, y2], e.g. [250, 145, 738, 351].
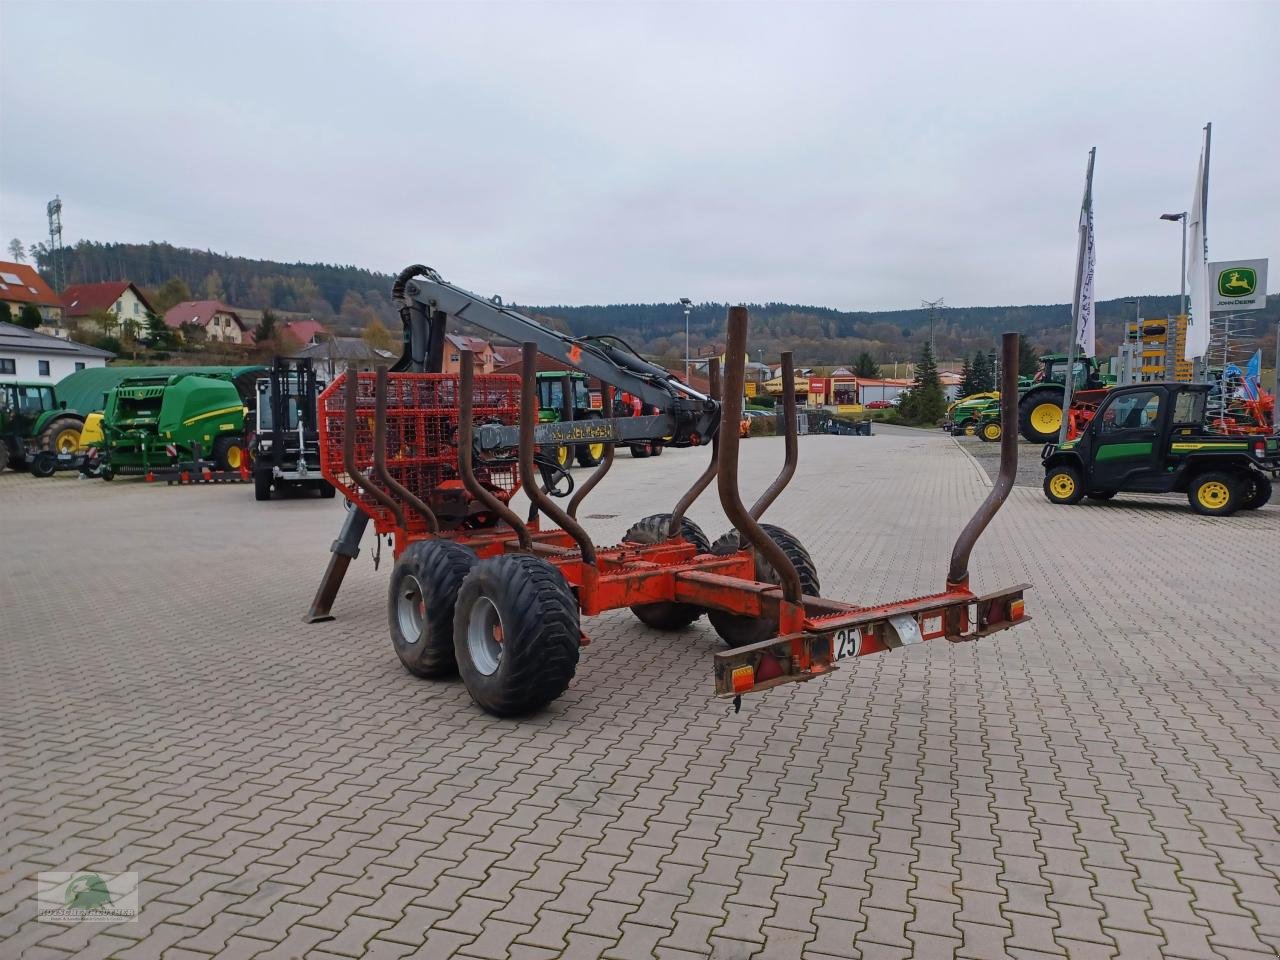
[1017, 354, 1108, 444]
[0, 381, 86, 473]
[99, 371, 249, 479]
[535, 370, 607, 467]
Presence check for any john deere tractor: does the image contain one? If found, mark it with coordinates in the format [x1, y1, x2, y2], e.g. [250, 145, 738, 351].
[1017, 354, 1107, 444]
[535, 370, 607, 467]
[0, 381, 86, 473]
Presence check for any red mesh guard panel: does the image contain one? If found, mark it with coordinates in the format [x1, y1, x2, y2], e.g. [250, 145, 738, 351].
[317, 371, 522, 535]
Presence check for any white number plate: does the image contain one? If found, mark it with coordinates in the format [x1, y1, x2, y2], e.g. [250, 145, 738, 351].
[833, 627, 862, 661]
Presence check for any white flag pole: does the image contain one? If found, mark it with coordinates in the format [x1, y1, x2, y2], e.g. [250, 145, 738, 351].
[1058, 146, 1096, 445]
[1185, 122, 1212, 373]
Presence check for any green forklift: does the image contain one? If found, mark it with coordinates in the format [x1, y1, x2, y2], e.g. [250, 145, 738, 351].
[1041, 381, 1280, 516]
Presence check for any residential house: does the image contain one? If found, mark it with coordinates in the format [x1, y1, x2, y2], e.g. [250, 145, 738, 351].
[442, 334, 495, 374]
[0, 321, 115, 383]
[163, 300, 248, 344]
[0, 261, 63, 336]
[291, 337, 396, 379]
[60, 281, 156, 337]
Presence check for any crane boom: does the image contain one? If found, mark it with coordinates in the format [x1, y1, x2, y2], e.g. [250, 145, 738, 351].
[393, 266, 721, 447]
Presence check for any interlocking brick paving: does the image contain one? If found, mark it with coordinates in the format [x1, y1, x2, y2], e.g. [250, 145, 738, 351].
[2, 426, 1277, 959]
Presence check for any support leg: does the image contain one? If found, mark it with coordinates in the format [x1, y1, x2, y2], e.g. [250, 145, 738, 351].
[304, 507, 370, 623]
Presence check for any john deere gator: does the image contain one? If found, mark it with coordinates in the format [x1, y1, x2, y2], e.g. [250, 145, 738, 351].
[99, 371, 251, 479]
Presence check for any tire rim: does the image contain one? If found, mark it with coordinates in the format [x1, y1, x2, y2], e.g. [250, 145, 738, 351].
[226, 445, 243, 469]
[1049, 473, 1075, 499]
[556, 446, 571, 467]
[588, 442, 604, 461]
[1197, 481, 1230, 509]
[395, 574, 425, 644]
[1031, 403, 1062, 434]
[983, 424, 1000, 440]
[466, 595, 504, 676]
[54, 428, 80, 453]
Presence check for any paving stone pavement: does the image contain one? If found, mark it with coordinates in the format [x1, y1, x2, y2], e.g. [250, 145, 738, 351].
[2, 426, 1278, 960]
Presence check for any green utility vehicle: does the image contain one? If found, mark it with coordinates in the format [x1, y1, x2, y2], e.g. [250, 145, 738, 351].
[1041, 382, 1280, 516]
[99, 371, 249, 479]
[535, 370, 606, 467]
[0, 381, 85, 473]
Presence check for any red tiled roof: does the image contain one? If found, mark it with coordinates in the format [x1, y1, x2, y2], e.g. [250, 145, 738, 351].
[163, 300, 245, 331]
[445, 333, 492, 354]
[0, 261, 59, 306]
[60, 281, 154, 317]
[283, 318, 326, 345]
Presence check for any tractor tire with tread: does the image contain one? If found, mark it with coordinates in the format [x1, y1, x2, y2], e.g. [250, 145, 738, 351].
[622, 513, 711, 630]
[1188, 471, 1242, 516]
[212, 435, 246, 472]
[0, 439, 9, 473]
[1018, 388, 1065, 444]
[707, 524, 821, 648]
[453, 554, 580, 716]
[389, 539, 478, 678]
[318, 480, 337, 498]
[979, 421, 1002, 443]
[38, 415, 84, 456]
[629, 444, 651, 459]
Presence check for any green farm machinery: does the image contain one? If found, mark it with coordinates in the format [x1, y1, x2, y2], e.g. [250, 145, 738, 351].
[0, 381, 85, 473]
[99, 370, 255, 481]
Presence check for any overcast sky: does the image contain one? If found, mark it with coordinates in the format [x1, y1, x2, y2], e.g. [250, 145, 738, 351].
[1, 1, 1276, 310]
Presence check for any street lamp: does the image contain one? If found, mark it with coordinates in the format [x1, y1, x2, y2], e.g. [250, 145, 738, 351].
[1160, 212, 1188, 322]
[679, 298, 693, 380]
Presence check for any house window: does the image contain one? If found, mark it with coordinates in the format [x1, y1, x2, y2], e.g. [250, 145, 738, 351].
[450, 353, 460, 363]
[38, 360, 51, 376]
[133, 302, 140, 315]
[75, 362, 86, 371]
[0, 358, 15, 374]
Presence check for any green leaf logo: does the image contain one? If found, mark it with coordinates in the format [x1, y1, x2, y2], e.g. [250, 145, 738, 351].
[1218, 267, 1257, 298]
[65, 874, 113, 910]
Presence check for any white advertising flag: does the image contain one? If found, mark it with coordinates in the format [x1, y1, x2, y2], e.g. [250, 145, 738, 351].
[1185, 133, 1211, 361]
[1075, 204, 1096, 356]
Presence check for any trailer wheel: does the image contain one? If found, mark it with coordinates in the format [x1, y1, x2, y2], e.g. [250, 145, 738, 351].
[100, 465, 115, 481]
[1242, 476, 1272, 510]
[30, 451, 57, 478]
[317, 480, 337, 498]
[622, 513, 711, 630]
[707, 524, 821, 648]
[212, 435, 246, 471]
[1188, 471, 1242, 516]
[453, 554, 580, 716]
[629, 443, 651, 458]
[254, 470, 272, 501]
[389, 539, 478, 678]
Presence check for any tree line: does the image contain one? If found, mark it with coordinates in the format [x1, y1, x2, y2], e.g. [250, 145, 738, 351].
[10, 237, 1277, 367]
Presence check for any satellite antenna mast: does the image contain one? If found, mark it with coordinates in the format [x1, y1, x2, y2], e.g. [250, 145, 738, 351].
[46, 195, 64, 292]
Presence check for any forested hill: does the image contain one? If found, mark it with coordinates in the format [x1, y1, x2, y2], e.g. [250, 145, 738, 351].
[29, 240, 1277, 364]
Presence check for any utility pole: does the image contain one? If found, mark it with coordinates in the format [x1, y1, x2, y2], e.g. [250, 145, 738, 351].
[921, 298, 945, 357]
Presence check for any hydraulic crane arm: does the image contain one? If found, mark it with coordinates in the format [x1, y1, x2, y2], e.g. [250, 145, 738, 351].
[392, 265, 721, 447]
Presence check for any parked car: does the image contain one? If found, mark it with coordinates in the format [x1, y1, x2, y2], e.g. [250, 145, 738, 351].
[865, 400, 894, 409]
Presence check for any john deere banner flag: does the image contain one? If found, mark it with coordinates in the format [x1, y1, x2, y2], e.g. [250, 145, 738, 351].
[1185, 126, 1211, 361]
[1210, 259, 1268, 311]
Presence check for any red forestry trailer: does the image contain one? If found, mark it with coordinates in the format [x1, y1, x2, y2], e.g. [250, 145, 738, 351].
[305, 267, 1030, 715]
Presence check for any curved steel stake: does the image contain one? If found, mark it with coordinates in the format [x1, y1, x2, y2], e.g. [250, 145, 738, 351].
[373, 366, 439, 534]
[749, 350, 798, 520]
[668, 357, 721, 538]
[568, 383, 615, 520]
[458, 350, 532, 549]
